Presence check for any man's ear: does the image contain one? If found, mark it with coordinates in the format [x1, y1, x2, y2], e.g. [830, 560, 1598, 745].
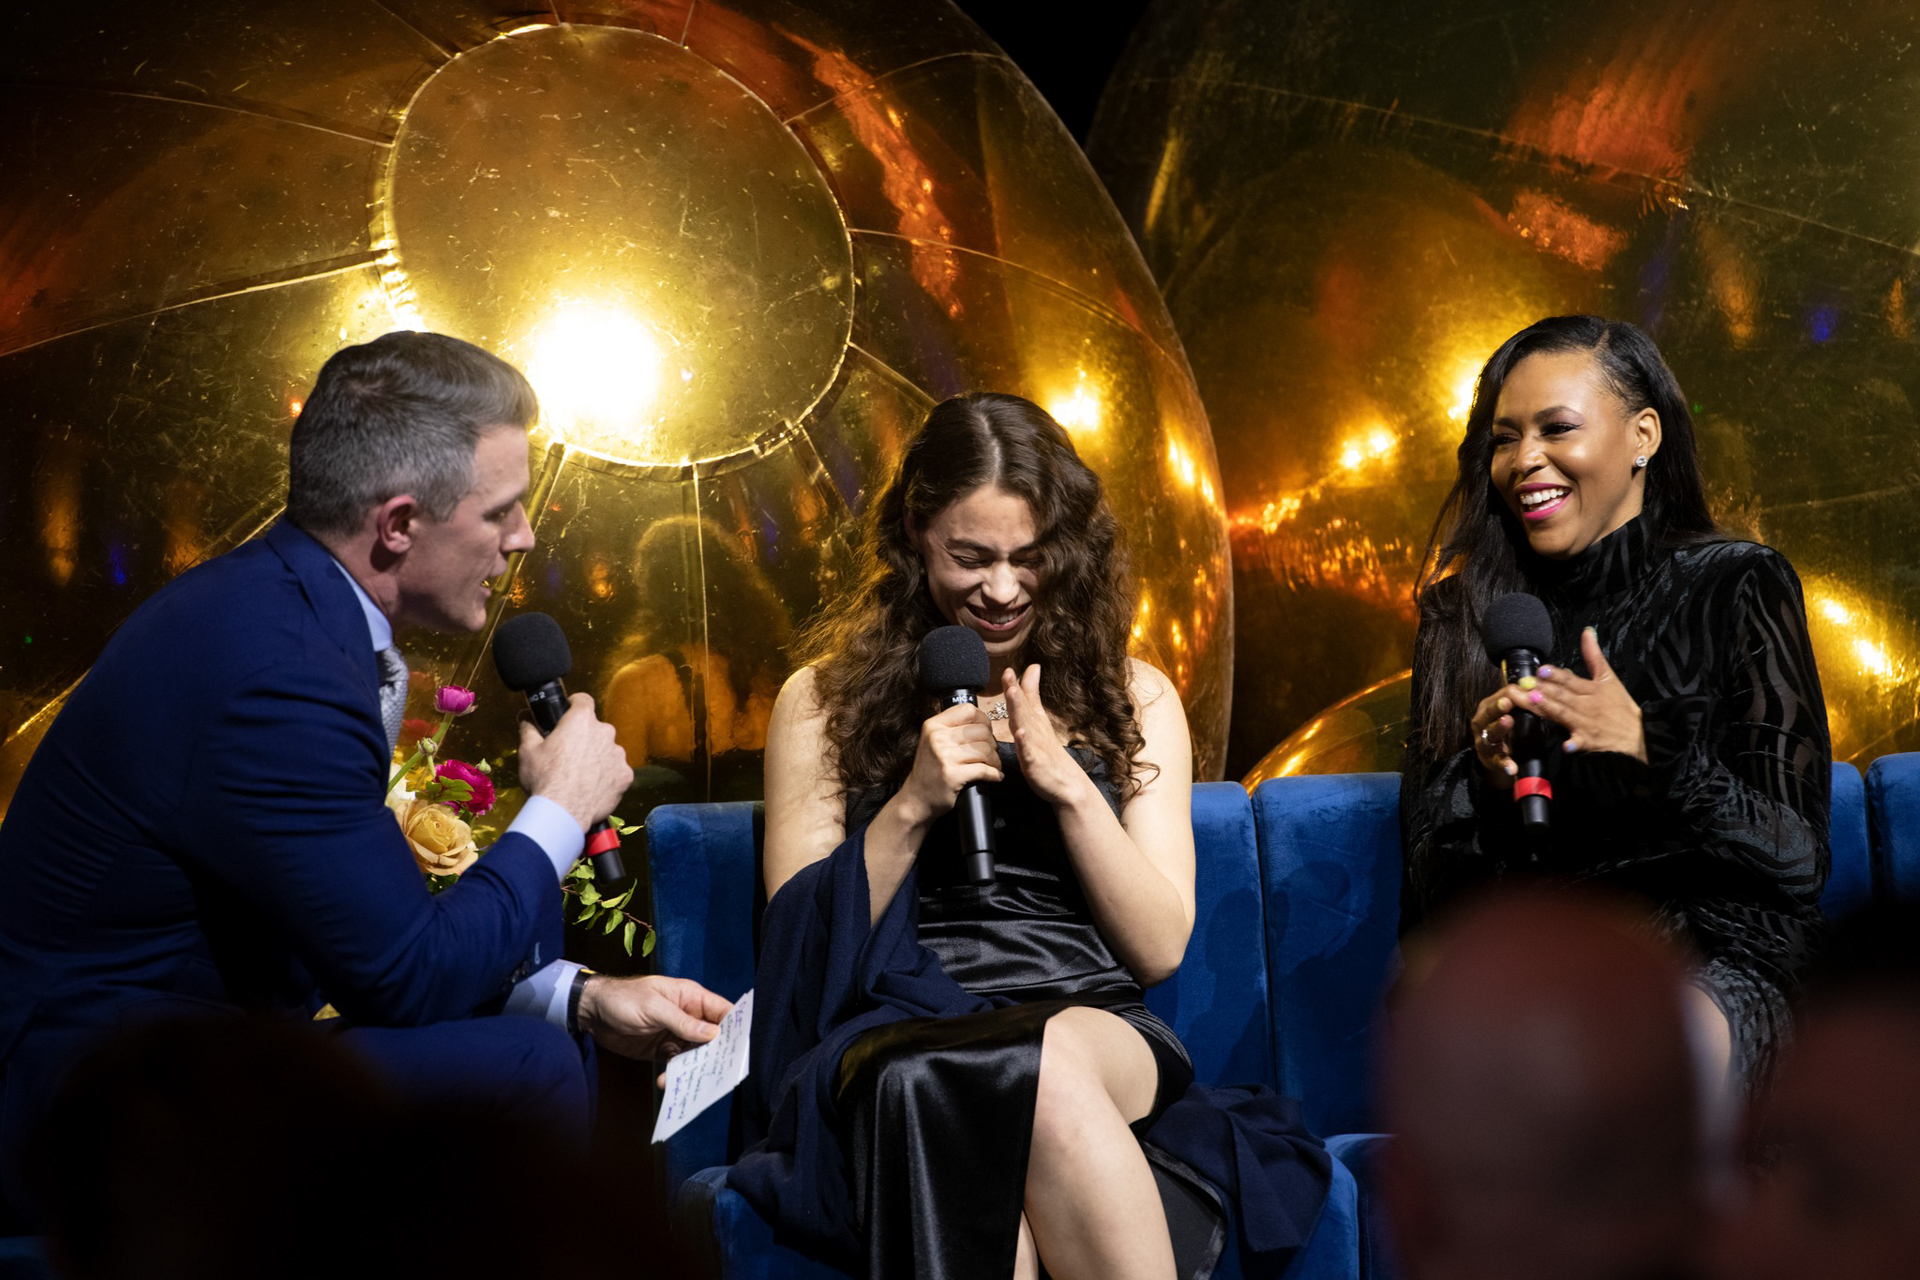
[372, 494, 420, 556]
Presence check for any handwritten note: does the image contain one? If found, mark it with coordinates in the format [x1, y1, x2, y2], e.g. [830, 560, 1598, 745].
[650, 989, 753, 1144]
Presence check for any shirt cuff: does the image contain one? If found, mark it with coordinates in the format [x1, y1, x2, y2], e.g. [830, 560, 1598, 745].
[501, 958, 583, 1029]
[509, 794, 587, 879]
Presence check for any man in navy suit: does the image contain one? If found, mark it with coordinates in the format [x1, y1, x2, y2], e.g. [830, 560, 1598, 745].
[0, 332, 730, 1220]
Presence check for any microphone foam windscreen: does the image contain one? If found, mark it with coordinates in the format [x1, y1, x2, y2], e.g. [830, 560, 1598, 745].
[918, 625, 991, 693]
[492, 612, 573, 692]
[1482, 592, 1555, 660]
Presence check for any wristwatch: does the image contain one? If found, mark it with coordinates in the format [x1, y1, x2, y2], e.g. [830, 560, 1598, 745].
[567, 967, 595, 1035]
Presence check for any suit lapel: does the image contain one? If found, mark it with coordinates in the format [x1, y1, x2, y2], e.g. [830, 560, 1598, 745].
[263, 520, 382, 702]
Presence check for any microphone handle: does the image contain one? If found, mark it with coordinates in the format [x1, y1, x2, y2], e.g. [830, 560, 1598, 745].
[1501, 649, 1552, 831]
[940, 688, 997, 885]
[523, 680, 627, 884]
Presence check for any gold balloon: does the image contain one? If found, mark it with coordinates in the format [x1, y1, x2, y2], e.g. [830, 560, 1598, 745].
[0, 0, 1232, 826]
[1091, 0, 1920, 777]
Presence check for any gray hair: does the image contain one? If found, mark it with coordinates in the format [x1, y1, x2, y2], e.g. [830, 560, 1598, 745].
[287, 331, 539, 538]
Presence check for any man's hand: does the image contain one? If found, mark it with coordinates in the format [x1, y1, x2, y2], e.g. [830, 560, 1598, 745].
[576, 974, 732, 1072]
[516, 693, 633, 832]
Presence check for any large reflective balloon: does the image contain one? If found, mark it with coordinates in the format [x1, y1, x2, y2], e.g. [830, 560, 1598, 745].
[0, 0, 1233, 829]
[1091, 0, 1920, 777]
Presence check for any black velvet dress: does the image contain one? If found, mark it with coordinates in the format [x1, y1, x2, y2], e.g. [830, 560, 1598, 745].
[1400, 517, 1832, 1082]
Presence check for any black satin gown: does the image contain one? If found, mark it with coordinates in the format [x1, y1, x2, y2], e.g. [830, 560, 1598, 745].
[836, 741, 1219, 1279]
[1400, 516, 1832, 1082]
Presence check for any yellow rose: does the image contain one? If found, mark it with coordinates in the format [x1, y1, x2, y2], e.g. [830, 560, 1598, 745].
[397, 798, 478, 877]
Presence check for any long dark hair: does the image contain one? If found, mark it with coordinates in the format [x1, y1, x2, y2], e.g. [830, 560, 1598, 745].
[793, 392, 1146, 800]
[1411, 315, 1722, 760]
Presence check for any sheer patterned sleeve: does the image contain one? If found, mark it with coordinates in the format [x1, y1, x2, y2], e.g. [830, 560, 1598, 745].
[1638, 548, 1831, 906]
[1399, 584, 1526, 931]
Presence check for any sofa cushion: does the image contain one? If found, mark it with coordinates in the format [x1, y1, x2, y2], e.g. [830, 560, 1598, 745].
[1145, 782, 1274, 1088]
[1825, 762, 1870, 918]
[1252, 774, 1404, 1140]
[648, 802, 762, 1192]
[1867, 752, 1920, 902]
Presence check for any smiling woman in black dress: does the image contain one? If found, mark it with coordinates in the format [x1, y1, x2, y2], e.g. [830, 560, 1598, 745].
[1401, 315, 1831, 1087]
[731, 392, 1329, 1280]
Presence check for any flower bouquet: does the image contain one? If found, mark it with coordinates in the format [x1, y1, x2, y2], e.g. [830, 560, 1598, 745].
[387, 682, 655, 957]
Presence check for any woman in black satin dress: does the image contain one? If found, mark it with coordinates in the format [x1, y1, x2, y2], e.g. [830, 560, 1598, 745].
[760, 393, 1204, 1279]
[1401, 314, 1831, 1087]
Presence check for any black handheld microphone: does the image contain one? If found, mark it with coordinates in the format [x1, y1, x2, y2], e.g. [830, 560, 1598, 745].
[917, 625, 997, 885]
[493, 611, 626, 884]
[1482, 592, 1556, 830]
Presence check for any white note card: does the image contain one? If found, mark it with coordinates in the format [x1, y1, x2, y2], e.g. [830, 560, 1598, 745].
[650, 988, 754, 1144]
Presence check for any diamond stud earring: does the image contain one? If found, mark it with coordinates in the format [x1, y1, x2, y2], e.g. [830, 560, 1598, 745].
[1634, 455, 1648, 469]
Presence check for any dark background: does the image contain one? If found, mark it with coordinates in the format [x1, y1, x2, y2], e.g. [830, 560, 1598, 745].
[955, 1, 1155, 139]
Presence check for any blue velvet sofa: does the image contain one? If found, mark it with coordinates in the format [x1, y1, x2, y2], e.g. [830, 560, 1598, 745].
[648, 755, 1909, 1280]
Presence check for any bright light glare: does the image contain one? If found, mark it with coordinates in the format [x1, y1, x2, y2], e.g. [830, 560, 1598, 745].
[1855, 638, 1894, 679]
[1338, 425, 1397, 471]
[1051, 388, 1101, 431]
[1166, 439, 1199, 487]
[1448, 367, 1478, 422]
[1818, 598, 1855, 626]
[525, 307, 663, 450]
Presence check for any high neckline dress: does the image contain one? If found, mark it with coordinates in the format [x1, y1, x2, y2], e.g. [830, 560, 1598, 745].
[1400, 516, 1833, 1082]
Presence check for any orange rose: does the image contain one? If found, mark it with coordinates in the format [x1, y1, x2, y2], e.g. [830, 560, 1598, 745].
[396, 799, 478, 877]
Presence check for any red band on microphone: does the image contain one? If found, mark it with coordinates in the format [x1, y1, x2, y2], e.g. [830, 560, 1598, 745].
[586, 826, 622, 857]
[1513, 776, 1552, 801]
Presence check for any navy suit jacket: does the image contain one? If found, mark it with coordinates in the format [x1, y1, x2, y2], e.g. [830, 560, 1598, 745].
[0, 521, 561, 1147]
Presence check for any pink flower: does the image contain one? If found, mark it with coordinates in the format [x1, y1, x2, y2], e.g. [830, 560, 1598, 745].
[434, 685, 477, 716]
[434, 759, 495, 816]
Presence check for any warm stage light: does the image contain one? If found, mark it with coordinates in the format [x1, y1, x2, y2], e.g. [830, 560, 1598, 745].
[524, 307, 665, 462]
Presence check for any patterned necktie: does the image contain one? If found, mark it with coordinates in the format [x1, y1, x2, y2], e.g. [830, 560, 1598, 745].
[376, 646, 408, 757]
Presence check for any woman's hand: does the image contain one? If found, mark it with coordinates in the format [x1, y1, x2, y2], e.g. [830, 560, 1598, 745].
[1469, 688, 1521, 788]
[1003, 665, 1092, 809]
[898, 701, 1004, 825]
[1528, 627, 1648, 762]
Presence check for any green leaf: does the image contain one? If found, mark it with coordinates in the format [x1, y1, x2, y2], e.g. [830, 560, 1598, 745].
[608, 815, 629, 832]
[604, 887, 632, 911]
[602, 912, 620, 935]
[641, 928, 657, 957]
[622, 921, 636, 955]
[567, 862, 593, 881]
[578, 885, 601, 906]
[575, 906, 598, 925]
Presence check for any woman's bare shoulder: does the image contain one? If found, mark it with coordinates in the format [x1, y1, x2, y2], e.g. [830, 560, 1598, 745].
[1126, 657, 1182, 709]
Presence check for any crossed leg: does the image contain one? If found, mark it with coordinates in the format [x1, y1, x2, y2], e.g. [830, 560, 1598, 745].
[1011, 1007, 1174, 1280]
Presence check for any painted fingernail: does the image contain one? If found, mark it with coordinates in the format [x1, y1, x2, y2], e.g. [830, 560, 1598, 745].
[1539, 665, 1555, 678]
[1505, 761, 1517, 775]
[1517, 675, 1537, 691]
[1562, 740, 1577, 753]
[1529, 691, 1543, 705]
[1497, 697, 1512, 712]
[1584, 626, 1597, 637]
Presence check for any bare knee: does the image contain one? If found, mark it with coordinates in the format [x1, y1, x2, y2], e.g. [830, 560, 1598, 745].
[1032, 1009, 1157, 1157]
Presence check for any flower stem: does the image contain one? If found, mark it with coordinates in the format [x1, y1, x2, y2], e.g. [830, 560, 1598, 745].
[384, 711, 455, 796]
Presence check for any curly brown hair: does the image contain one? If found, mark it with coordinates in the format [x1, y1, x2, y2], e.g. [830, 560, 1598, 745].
[792, 392, 1149, 801]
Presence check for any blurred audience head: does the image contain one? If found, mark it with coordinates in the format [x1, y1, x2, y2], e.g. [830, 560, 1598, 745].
[29, 1016, 697, 1280]
[1381, 888, 1711, 1280]
[1712, 901, 1920, 1280]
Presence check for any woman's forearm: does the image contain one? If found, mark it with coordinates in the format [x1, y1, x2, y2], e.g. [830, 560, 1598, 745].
[862, 790, 933, 927]
[1054, 775, 1193, 987]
